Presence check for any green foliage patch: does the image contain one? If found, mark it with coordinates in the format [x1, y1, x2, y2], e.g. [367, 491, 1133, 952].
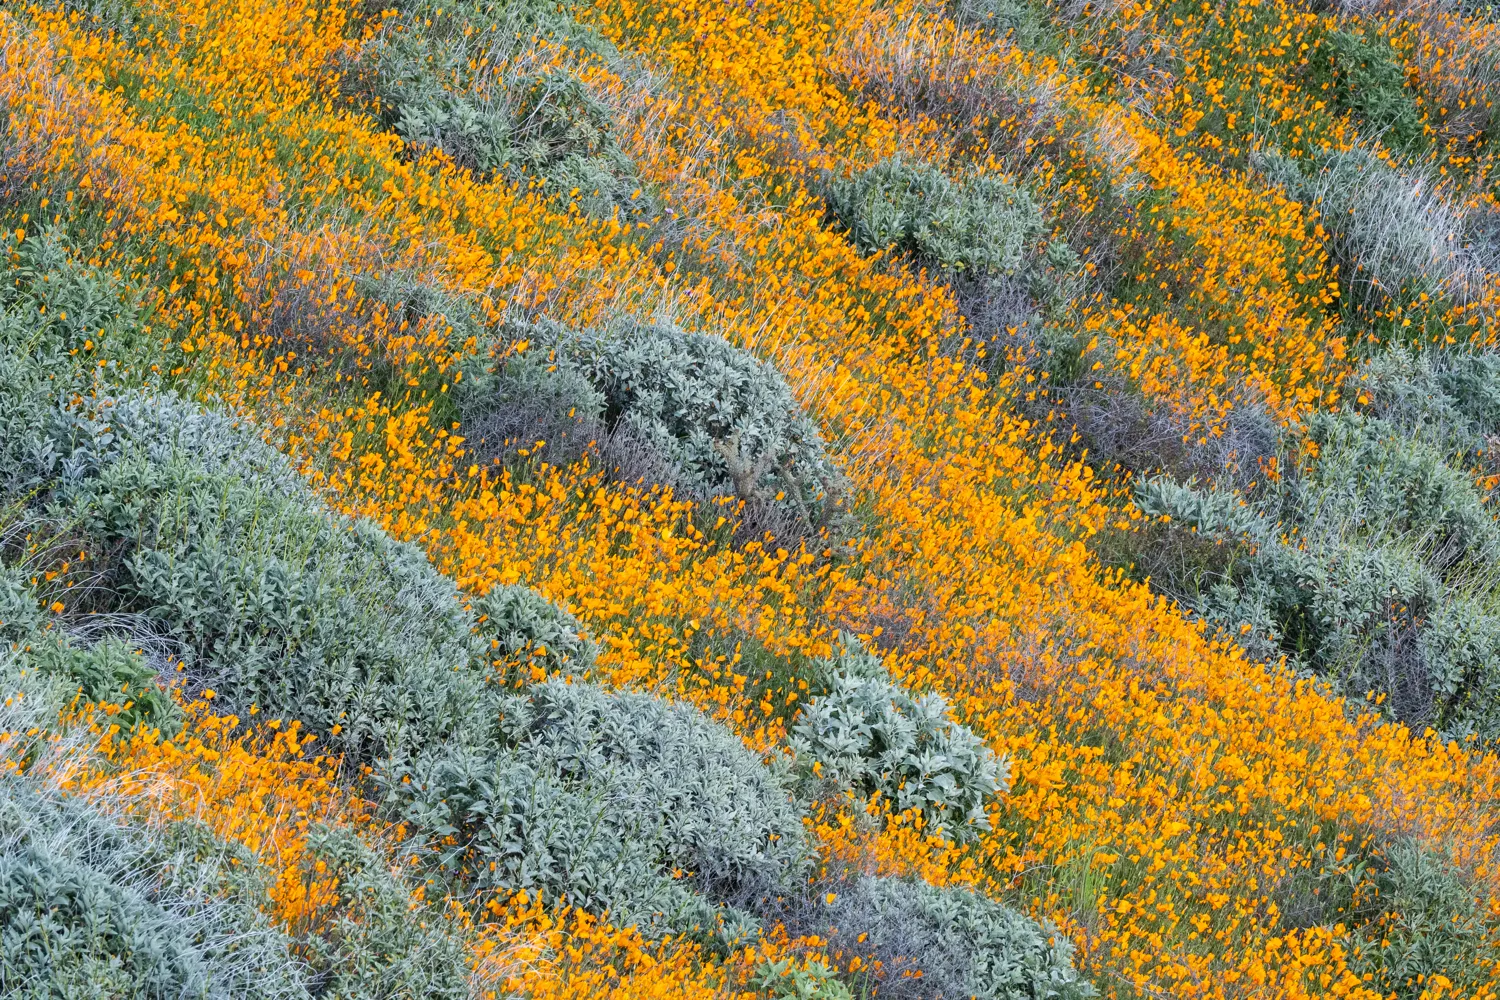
[388, 676, 806, 944]
[461, 317, 849, 541]
[791, 645, 1007, 844]
[1132, 349, 1500, 737]
[355, 0, 649, 218]
[790, 875, 1091, 1000]
[0, 779, 306, 999]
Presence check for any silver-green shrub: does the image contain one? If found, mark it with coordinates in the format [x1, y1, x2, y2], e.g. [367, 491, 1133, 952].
[825, 157, 1080, 357]
[291, 825, 469, 1000]
[30, 636, 182, 734]
[473, 583, 597, 680]
[827, 156, 1043, 278]
[749, 958, 854, 1000]
[0, 562, 46, 642]
[1313, 28, 1425, 154]
[790, 660, 1007, 844]
[584, 320, 847, 537]
[463, 317, 848, 538]
[951, 0, 1049, 50]
[1133, 351, 1500, 736]
[793, 875, 1091, 1000]
[0, 248, 498, 764]
[355, 0, 649, 218]
[387, 678, 805, 942]
[42, 439, 493, 765]
[0, 779, 307, 999]
[1342, 838, 1500, 999]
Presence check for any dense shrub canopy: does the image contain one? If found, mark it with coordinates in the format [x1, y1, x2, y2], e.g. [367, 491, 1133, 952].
[473, 582, 598, 681]
[0, 780, 306, 999]
[584, 321, 847, 532]
[826, 157, 1043, 278]
[790, 654, 1007, 843]
[389, 677, 806, 941]
[357, 0, 649, 217]
[461, 317, 848, 538]
[792, 875, 1091, 1000]
[1134, 351, 1500, 736]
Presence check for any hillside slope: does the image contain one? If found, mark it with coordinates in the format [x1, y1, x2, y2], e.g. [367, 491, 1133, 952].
[4, 0, 1500, 996]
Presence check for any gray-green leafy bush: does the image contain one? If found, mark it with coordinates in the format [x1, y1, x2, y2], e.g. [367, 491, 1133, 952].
[951, 0, 1049, 51]
[0, 610, 466, 1000]
[461, 318, 847, 540]
[749, 958, 854, 1000]
[30, 636, 182, 734]
[789, 875, 1091, 1000]
[355, 0, 650, 218]
[387, 677, 806, 942]
[585, 320, 847, 536]
[37, 431, 493, 766]
[0, 778, 306, 999]
[1341, 838, 1500, 999]
[790, 654, 1007, 844]
[1313, 28, 1424, 153]
[0, 561, 47, 642]
[1256, 146, 1495, 309]
[1272, 827, 1500, 1000]
[473, 583, 598, 682]
[827, 156, 1043, 278]
[291, 825, 469, 1000]
[0, 260, 495, 762]
[1131, 350, 1500, 736]
[825, 156, 1081, 353]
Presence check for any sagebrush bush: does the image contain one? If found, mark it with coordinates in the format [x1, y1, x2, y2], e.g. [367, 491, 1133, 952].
[357, 0, 649, 217]
[473, 583, 598, 682]
[790, 875, 1091, 1000]
[1272, 827, 1500, 1000]
[0, 264, 508, 762]
[388, 677, 806, 942]
[749, 957, 855, 1000]
[1311, 28, 1424, 153]
[950, 0, 1049, 50]
[1132, 351, 1500, 735]
[31, 636, 181, 734]
[1342, 838, 1500, 998]
[463, 318, 848, 538]
[0, 777, 306, 999]
[0, 561, 46, 641]
[826, 156, 1081, 356]
[584, 320, 847, 535]
[826, 156, 1043, 278]
[39, 436, 492, 765]
[790, 656, 1006, 843]
[291, 825, 469, 999]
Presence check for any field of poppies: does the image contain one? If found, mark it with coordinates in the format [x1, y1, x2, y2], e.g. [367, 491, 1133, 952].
[6, 0, 1500, 996]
